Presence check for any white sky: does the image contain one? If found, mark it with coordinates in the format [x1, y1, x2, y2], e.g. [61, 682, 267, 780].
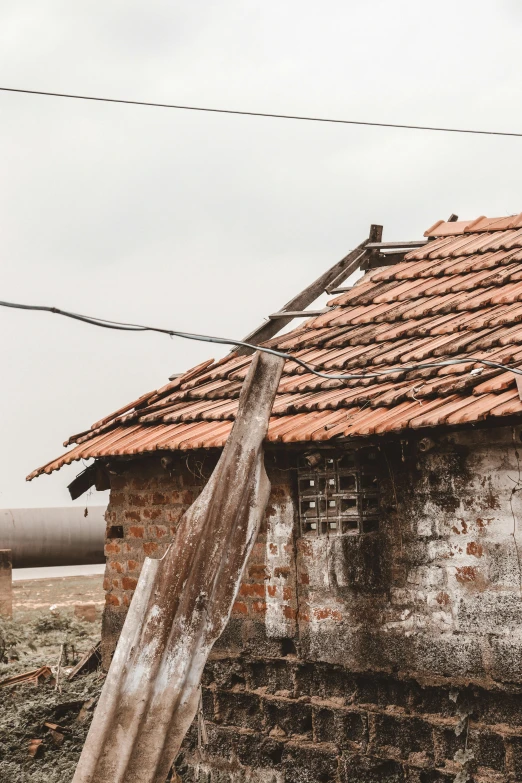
[2, 0, 522, 507]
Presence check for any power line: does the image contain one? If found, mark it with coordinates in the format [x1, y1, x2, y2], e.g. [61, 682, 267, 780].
[0, 86, 521, 138]
[1, 298, 521, 381]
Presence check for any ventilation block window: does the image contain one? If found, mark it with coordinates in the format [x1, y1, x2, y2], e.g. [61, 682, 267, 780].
[298, 449, 381, 537]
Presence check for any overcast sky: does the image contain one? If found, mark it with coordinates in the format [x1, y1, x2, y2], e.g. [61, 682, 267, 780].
[1, 0, 522, 508]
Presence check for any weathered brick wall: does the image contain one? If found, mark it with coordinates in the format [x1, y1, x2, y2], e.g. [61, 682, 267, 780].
[102, 455, 209, 663]
[296, 427, 522, 683]
[101, 452, 298, 668]
[177, 657, 522, 782]
[101, 426, 522, 781]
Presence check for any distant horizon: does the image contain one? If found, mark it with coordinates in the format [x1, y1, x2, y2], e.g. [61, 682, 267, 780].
[0, 503, 107, 510]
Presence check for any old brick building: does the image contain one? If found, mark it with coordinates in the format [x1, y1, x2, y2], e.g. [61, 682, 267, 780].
[31, 214, 522, 781]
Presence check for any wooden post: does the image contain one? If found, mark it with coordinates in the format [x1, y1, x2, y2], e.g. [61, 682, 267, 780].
[0, 550, 13, 618]
[364, 224, 385, 269]
[236, 232, 377, 354]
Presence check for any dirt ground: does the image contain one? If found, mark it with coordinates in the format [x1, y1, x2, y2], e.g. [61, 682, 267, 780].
[0, 574, 105, 782]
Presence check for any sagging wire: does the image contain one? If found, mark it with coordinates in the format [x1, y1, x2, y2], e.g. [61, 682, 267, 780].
[2, 298, 522, 382]
[2, 85, 522, 138]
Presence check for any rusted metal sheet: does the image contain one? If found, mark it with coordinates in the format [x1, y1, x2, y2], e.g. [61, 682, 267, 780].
[72, 351, 284, 783]
[0, 666, 53, 688]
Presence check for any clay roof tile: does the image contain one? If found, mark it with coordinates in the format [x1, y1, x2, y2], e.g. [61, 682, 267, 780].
[29, 212, 522, 479]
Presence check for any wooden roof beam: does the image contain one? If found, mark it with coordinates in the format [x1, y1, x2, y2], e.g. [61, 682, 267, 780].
[235, 224, 382, 355]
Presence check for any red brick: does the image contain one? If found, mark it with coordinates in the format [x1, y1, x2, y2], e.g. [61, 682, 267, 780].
[248, 564, 268, 580]
[123, 541, 143, 555]
[128, 526, 145, 539]
[251, 543, 265, 560]
[283, 586, 293, 601]
[270, 486, 287, 500]
[252, 601, 267, 614]
[104, 542, 121, 555]
[269, 544, 278, 555]
[123, 593, 132, 607]
[143, 542, 159, 556]
[131, 477, 150, 490]
[149, 525, 169, 539]
[152, 492, 167, 505]
[283, 606, 297, 620]
[109, 561, 125, 574]
[103, 577, 111, 591]
[456, 566, 478, 584]
[128, 493, 148, 507]
[127, 559, 140, 572]
[239, 583, 265, 599]
[122, 576, 138, 591]
[232, 601, 249, 616]
[467, 541, 483, 557]
[313, 608, 342, 621]
[167, 508, 184, 524]
[298, 540, 314, 557]
[267, 585, 277, 598]
[105, 594, 120, 606]
[300, 572, 310, 585]
[125, 510, 141, 522]
[143, 507, 162, 521]
[274, 567, 291, 579]
[110, 492, 125, 507]
[169, 491, 192, 505]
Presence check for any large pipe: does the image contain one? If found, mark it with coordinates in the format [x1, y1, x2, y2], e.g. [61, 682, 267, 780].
[0, 507, 106, 568]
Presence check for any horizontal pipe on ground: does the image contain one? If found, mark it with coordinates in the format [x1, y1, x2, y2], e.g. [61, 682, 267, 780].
[0, 506, 106, 568]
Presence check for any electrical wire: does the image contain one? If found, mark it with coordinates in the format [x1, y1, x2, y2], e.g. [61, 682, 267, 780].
[1, 298, 522, 380]
[1, 86, 521, 138]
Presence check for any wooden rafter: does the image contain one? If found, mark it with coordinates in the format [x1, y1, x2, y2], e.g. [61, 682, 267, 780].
[236, 224, 383, 355]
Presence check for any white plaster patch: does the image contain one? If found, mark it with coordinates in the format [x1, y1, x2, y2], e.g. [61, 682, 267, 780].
[265, 492, 296, 639]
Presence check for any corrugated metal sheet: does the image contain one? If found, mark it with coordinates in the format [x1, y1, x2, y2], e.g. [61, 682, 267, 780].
[70, 352, 283, 783]
[28, 215, 522, 480]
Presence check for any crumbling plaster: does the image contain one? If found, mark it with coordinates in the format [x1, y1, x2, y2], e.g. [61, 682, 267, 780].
[298, 427, 522, 682]
[101, 425, 522, 781]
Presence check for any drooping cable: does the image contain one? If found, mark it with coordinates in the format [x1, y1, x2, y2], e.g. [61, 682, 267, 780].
[0, 86, 522, 138]
[1, 298, 522, 380]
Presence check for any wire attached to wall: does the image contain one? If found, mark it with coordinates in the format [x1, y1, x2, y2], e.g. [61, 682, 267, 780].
[1, 298, 522, 381]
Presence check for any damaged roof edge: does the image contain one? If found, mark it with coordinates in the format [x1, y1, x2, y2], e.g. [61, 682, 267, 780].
[28, 214, 522, 482]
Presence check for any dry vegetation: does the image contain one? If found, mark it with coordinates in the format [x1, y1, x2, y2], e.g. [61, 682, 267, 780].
[0, 574, 104, 782]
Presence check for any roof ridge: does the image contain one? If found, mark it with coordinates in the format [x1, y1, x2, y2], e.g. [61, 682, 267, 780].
[425, 213, 522, 238]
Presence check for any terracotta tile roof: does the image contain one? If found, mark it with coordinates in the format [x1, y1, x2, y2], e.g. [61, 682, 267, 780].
[29, 215, 522, 479]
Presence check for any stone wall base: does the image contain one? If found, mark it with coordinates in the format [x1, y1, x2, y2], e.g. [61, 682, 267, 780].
[173, 649, 522, 783]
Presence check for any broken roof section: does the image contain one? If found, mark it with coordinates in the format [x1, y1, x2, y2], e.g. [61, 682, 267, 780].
[29, 214, 522, 480]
